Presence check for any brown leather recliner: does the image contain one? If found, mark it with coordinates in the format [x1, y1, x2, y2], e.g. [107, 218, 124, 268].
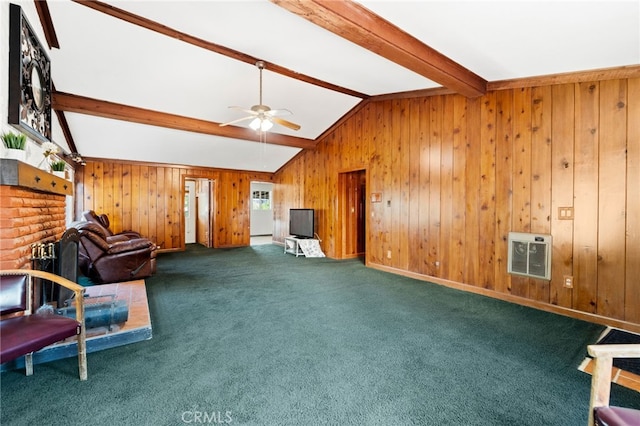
[72, 221, 157, 284]
[82, 210, 142, 242]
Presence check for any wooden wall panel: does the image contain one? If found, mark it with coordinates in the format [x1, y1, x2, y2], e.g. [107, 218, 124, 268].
[408, 98, 423, 273]
[573, 82, 600, 314]
[274, 75, 640, 328]
[549, 84, 575, 309]
[418, 98, 431, 276]
[397, 99, 411, 271]
[511, 87, 532, 298]
[148, 167, 158, 245]
[155, 167, 166, 249]
[428, 97, 442, 277]
[93, 162, 104, 214]
[597, 79, 627, 319]
[382, 100, 394, 267]
[170, 168, 181, 249]
[449, 95, 467, 283]
[478, 93, 496, 289]
[122, 164, 132, 233]
[440, 97, 454, 280]
[494, 90, 513, 294]
[131, 165, 141, 234]
[102, 162, 113, 227]
[529, 85, 552, 303]
[162, 166, 173, 250]
[111, 162, 123, 233]
[626, 78, 640, 324]
[463, 98, 481, 287]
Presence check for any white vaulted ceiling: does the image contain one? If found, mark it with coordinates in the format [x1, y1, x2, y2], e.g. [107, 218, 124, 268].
[30, 0, 640, 172]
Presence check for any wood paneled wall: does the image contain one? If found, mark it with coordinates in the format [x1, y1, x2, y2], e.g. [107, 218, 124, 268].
[274, 77, 640, 328]
[75, 161, 272, 250]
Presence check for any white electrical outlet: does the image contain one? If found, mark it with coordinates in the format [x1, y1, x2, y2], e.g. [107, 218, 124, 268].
[564, 275, 573, 288]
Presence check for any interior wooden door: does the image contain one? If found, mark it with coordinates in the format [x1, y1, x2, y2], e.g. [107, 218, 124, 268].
[196, 179, 212, 247]
[184, 180, 196, 244]
[340, 169, 366, 258]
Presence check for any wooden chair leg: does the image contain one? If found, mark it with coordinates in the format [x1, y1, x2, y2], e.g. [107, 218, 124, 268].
[588, 354, 613, 426]
[25, 353, 33, 376]
[75, 292, 87, 381]
[77, 329, 87, 381]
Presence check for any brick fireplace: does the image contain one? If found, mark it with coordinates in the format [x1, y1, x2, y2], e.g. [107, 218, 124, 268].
[0, 159, 72, 270]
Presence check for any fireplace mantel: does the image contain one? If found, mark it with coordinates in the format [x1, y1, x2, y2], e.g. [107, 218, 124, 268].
[0, 159, 71, 269]
[0, 159, 72, 196]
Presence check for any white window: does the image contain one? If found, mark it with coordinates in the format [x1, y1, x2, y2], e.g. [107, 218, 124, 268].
[252, 190, 271, 210]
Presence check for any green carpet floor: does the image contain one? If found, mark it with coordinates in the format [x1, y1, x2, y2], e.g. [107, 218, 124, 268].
[1, 244, 639, 425]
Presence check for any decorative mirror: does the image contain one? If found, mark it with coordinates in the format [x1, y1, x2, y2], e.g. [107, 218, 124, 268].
[8, 4, 52, 143]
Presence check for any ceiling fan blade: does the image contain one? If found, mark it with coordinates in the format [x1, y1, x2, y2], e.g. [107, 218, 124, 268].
[228, 106, 258, 115]
[266, 108, 292, 117]
[219, 116, 254, 127]
[272, 117, 301, 131]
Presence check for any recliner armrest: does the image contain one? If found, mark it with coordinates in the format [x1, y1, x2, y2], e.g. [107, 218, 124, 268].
[107, 238, 153, 255]
[106, 234, 133, 244]
[80, 228, 111, 252]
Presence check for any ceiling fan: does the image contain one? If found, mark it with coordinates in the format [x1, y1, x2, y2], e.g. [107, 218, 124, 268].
[219, 61, 301, 132]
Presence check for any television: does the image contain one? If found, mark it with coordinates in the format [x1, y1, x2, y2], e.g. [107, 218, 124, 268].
[289, 208, 315, 239]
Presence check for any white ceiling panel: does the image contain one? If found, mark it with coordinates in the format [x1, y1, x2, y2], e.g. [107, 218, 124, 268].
[64, 113, 301, 173]
[105, 0, 440, 95]
[359, 0, 640, 81]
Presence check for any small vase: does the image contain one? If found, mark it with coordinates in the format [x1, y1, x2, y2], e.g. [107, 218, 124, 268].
[3, 148, 26, 162]
[52, 171, 66, 179]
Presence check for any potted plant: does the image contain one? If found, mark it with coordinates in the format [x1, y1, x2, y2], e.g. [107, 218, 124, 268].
[39, 141, 59, 170]
[50, 159, 67, 179]
[1, 131, 27, 161]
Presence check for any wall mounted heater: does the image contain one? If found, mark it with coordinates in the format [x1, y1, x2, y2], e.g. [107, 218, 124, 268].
[507, 232, 552, 280]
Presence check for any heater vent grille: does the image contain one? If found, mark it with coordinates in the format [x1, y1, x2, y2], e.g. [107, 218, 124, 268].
[507, 232, 552, 280]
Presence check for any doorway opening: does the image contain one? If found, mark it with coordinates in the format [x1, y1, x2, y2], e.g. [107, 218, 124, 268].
[250, 181, 274, 246]
[184, 178, 214, 248]
[338, 169, 366, 260]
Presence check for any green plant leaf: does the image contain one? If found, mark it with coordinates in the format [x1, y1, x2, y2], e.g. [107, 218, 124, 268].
[1, 132, 27, 150]
[51, 160, 66, 171]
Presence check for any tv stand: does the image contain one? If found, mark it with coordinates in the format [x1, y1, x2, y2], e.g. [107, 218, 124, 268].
[284, 236, 316, 257]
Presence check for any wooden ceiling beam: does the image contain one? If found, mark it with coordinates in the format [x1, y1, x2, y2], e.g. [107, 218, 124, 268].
[51, 83, 79, 157]
[34, 1, 60, 49]
[52, 92, 317, 150]
[271, 0, 487, 98]
[72, 0, 367, 99]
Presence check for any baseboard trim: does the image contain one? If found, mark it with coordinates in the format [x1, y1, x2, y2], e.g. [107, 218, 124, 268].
[367, 262, 640, 334]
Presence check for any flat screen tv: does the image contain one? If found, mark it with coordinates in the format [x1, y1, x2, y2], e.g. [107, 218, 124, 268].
[289, 208, 315, 239]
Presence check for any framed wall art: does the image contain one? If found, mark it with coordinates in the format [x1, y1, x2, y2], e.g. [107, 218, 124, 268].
[8, 3, 52, 143]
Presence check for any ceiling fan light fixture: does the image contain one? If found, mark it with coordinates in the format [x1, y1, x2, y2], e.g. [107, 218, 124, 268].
[250, 117, 273, 132]
[261, 119, 273, 132]
[249, 117, 260, 130]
